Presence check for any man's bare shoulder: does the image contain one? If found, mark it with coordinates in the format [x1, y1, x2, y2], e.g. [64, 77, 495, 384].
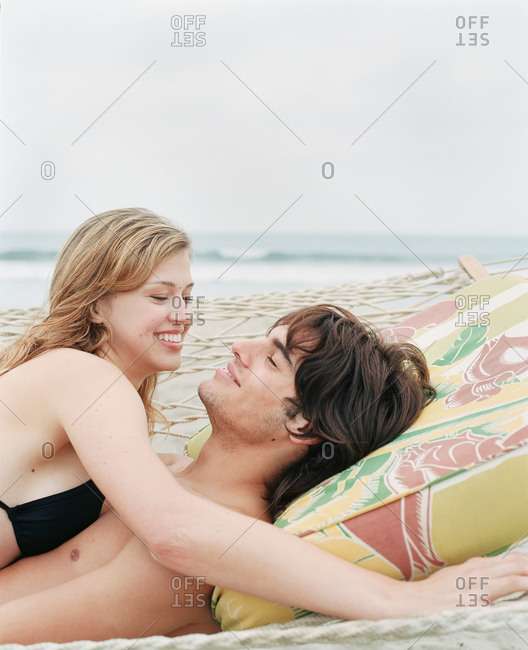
[161, 454, 193, 473]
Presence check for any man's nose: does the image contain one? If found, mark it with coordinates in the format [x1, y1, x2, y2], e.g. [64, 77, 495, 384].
[231, 338, 261, 367]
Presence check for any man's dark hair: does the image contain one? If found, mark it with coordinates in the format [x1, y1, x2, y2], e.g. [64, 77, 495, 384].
[267, 304, 436, 519]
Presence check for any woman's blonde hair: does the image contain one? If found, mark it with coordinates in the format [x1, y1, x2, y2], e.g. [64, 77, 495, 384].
[0, 208, 192, 434]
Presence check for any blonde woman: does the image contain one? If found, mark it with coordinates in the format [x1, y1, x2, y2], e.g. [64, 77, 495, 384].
[0, 208, 194, 567]
[0, 209, 526, 634]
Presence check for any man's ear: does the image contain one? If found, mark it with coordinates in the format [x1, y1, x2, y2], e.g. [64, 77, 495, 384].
[287, 414, 320, 446]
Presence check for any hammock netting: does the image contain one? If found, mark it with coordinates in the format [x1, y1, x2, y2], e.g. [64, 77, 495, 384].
[1, 258, 527, 649]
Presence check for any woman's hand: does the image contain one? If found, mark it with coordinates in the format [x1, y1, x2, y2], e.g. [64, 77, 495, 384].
[393, 553, 528, 618]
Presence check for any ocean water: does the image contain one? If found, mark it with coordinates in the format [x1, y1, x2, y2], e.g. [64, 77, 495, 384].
[0, 230, 525, 308]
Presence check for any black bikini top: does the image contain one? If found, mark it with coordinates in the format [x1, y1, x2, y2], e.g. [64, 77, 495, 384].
[0, 480, 105, 556]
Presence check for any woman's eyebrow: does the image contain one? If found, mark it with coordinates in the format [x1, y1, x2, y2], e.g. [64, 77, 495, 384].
[146, 280, 194, 290]
[271, 338, 292, 367]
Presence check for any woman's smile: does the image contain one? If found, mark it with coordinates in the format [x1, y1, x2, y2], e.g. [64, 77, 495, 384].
[154, 331, 184, 349]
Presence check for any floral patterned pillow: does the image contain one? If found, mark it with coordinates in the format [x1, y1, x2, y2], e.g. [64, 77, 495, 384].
[207, 274, 528, 631]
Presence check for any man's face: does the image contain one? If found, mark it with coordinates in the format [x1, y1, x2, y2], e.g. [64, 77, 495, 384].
[198, 325, 302, 444]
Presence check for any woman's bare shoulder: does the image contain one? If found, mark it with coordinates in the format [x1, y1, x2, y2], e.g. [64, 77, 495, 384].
[18, 349, 142, 421]
[31, 348, 116, 371]
[1, 349, 132, 419]
[26, 349, 130, 388]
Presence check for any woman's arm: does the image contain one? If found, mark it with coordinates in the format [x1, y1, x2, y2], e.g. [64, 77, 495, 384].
[0, 536, 215, 644]
[52, 351, 528, 620]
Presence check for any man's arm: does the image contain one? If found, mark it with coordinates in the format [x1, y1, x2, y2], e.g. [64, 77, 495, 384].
[0, 511, 130, 606]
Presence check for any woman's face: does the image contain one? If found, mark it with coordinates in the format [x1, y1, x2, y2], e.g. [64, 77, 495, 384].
[94, 250, 194, 387]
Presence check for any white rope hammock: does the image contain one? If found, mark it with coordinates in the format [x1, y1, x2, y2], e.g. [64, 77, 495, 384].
[1, 258, 527, 649]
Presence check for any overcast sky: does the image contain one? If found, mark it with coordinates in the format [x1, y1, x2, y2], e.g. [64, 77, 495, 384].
[1, 0, 527, 236]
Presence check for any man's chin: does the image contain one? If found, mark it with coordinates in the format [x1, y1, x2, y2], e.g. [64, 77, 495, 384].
[198, 379, 219, 409]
